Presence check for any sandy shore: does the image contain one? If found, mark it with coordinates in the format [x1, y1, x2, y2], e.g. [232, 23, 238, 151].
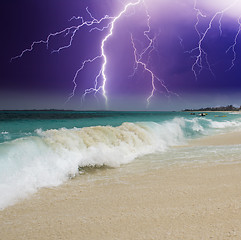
[1, 132, 241, 240]
[190, 130, 241, 146]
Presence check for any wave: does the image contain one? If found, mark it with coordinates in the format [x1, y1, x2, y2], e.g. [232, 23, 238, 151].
[0, 131, 10, 141]
[1, 131, 8, 134]
[209, 119, 241, 129]
[0, 116, 241, 209]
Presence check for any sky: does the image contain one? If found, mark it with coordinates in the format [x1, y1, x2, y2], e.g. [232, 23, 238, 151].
[1, 0, 241, 110]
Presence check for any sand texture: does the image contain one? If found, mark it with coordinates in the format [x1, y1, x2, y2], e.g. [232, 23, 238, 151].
[190, 130, 241, 146]
[1, 131, 241, 239]
[1, 163, 241, 240]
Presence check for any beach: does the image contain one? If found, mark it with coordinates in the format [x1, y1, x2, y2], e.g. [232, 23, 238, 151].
[1, 130, 241, 240]
[3, 0, 241, 236]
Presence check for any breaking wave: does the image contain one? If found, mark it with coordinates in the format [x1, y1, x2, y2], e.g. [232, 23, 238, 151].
[0, 117, 241, 209]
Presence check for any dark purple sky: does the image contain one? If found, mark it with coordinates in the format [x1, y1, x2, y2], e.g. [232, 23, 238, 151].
[1, 0, 241, 110]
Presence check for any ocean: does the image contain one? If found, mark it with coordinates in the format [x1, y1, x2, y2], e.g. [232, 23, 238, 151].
[1, 110, 241, 209]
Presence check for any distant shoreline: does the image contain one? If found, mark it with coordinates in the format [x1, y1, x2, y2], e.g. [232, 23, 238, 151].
[0, 107, 240, 112]
[185, 110, 241, 113]
[0, 109, 164, 111]
[183, 105, 241, 112]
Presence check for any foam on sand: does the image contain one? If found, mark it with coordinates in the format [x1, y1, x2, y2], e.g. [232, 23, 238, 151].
[1, 116, 241, 209]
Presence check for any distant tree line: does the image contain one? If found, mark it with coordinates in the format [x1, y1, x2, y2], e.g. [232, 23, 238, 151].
[183, 105, 241, 112]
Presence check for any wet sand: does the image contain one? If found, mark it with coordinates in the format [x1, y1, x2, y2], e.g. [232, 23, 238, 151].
[190, 130, 241, 146]
[1, 131, 241, 239]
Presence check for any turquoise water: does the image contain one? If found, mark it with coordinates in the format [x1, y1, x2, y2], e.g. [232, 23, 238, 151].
[1, 111, 240, 143]
[1, 110, 241, 209]
[1, 111, 184, 142]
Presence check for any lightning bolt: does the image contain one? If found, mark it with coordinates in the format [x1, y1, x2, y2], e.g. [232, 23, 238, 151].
[10, 0, 241, 108]
[178, 36, 184, 49]
[130, 34, 177, 106]
[82, 0, 144, 105]
[10, 11, 113, 60]
[129, 3, 178, 106]
[12, 0, 148, 107]
[130, 34, 155, 105]
[226, 16, 241, 71]
[187, 0, 238, 80]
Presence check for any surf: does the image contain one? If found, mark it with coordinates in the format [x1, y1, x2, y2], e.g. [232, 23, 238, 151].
[1, 115, 241, 209]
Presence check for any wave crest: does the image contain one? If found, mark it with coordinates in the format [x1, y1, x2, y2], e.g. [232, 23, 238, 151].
[1, 116, 240, 209]
[41, 120, 185, 168]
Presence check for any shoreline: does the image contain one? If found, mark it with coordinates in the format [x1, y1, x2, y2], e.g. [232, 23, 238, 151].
[1, 131, 241, 239]
[1, 162, 241, 239]
[189, 130, 241, 146]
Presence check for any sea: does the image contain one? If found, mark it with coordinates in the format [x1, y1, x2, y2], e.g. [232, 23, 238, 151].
[1, 110, 241, 209]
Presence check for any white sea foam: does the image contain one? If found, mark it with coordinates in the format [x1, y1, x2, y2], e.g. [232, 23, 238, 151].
[209, 119, 241, 129]
[1, 131, 11, 140]
[0, 117, 240, 209]
[1, 131, 8, 135]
